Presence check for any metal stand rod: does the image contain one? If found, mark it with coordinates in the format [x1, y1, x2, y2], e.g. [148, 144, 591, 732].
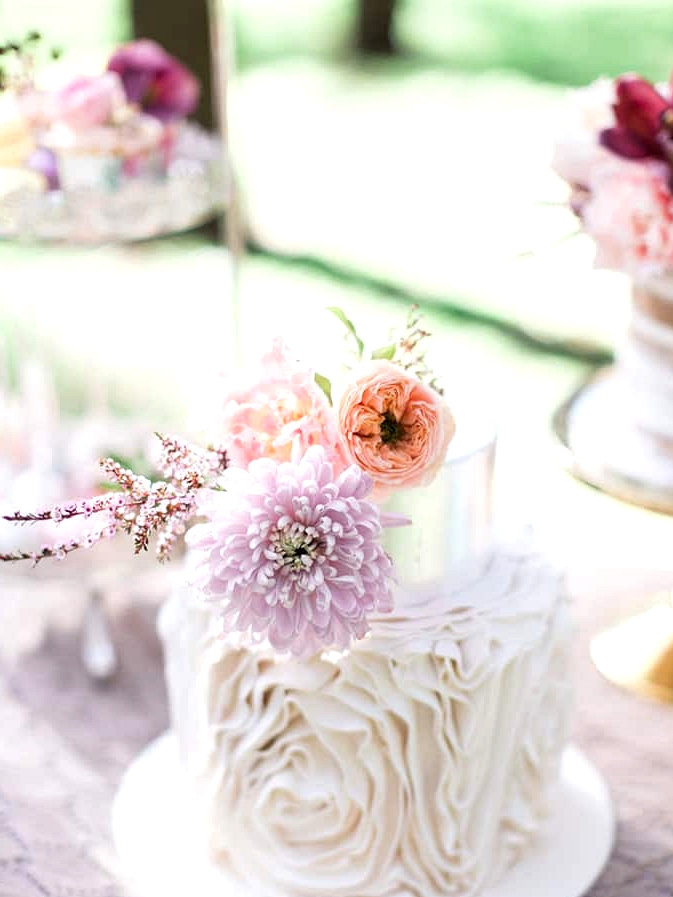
[208, 0, 245, 366]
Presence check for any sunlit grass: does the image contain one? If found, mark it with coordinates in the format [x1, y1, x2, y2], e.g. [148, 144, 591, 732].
[398, 0, 673, 85]
[0, 0, 130, 57]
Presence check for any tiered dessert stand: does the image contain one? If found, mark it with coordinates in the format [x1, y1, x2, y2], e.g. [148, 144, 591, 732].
[554, 368, 673, 702]
[0, 121, 227, 243]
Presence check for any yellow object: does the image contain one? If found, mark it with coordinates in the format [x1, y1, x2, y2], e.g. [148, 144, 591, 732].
[591, 595, 673, 702]
[0, 94, 35, 167]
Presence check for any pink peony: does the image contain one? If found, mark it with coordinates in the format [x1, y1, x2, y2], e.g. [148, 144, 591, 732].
[53, 73, 126, 130]
[337, 360, 455, 496]
[187, 446, 396, 657]
[218, 338, 347, 471]
[107, 39, 199, 123]
[583, 159, 673, 275]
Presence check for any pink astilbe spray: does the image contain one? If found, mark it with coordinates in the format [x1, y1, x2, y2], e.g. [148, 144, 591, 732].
[0, 433, 228, 566]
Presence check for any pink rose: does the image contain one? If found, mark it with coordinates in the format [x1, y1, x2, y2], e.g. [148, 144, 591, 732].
[337, 360, 455, 495]
[54, 73, 126, 130]
[583, 159, 673, 276]
[219, 339, 347, 470]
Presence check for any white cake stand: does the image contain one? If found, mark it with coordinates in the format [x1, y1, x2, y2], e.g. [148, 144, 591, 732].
[112, 734, 615, 897]
[553, 366, 673, 514]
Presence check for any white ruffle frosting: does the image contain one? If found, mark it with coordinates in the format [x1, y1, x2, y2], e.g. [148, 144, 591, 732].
[160, 533, 571, 897]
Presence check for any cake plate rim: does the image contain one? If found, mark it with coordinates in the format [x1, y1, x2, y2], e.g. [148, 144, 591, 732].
[111, 732, 615, 897]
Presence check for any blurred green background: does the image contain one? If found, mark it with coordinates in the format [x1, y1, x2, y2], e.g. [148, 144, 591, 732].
[1, 0, 656, 344]
[4, 0, 673, 82]
[0, 0, 660, 524]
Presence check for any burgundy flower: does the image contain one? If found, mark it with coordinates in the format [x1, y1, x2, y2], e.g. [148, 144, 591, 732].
[107, 39, 200, 123]
[600, 74, 673, 160]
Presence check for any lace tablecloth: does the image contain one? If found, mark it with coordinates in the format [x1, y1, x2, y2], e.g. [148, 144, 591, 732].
[1, 557, 673, 897]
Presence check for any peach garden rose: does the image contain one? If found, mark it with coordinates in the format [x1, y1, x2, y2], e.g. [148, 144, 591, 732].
[337, 359, 455, 495]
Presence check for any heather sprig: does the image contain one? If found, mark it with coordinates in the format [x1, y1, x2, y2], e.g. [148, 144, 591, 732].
[0, 433, 228, 566]
[328, 305, 443, 394]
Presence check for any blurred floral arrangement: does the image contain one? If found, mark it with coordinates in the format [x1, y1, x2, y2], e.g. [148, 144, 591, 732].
[0, 32, 224, 240]
[553, 71, 673, 277]
[0, 310, 456, 657]
[0, 32, 200, 192]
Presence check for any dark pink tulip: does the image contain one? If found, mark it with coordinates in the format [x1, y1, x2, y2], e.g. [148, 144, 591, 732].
[613, 75, 668, 143]
[107, 39, 200, 122]
[600, 126, 653, 159]
[600, 75, 673, 161]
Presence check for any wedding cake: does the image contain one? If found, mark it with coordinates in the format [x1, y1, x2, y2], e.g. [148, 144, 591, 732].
[159, 411, 572, 897]
[0, 312, 575, 896]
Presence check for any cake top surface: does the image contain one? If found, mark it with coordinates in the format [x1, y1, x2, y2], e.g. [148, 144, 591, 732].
[185, 531, 562, 667]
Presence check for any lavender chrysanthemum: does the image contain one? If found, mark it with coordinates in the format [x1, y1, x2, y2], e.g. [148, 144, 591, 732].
[187, 446, 395, 657]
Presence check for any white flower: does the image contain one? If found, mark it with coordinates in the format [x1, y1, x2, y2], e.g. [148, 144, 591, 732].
[552, 77, 616, 187]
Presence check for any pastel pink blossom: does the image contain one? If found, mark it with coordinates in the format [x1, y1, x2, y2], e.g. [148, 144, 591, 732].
[187, 446, 397, 657]
[337, 360, 455, 496]
[219, 338, 347, 471]
[583, 159, 673, 276]
[53, 72, 126, 130]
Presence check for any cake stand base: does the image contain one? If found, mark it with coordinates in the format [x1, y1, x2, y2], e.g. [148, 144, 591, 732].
[552, 366, 673, 514]
[591, 593, 673, 702]
[112, 734, 615, 897]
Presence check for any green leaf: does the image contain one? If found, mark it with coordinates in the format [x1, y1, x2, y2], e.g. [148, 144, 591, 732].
[327, 307, 364, 358]
[314, 372, 332, 404]
[371, 344, 396, 361]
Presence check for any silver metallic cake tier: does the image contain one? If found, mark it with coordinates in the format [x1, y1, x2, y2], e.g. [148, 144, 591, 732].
[382, 402, 496, 596]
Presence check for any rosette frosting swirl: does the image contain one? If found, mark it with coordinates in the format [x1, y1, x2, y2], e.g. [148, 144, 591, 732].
[161, 535, 571, 897]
